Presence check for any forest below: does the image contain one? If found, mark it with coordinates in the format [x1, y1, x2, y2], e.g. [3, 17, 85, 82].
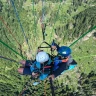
[0, 0, 96, 96]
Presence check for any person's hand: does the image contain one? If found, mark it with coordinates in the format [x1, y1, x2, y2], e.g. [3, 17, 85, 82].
[32, 72, 36, 76]
[48, 75, 55, 81]
[51, 45, 57, 50]
[32, 72, 39, 78]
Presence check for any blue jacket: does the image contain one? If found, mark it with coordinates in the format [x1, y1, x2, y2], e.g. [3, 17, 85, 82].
[53, 58, 77, 77]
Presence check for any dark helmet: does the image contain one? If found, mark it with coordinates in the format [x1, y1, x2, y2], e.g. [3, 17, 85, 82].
[58, 46, 71, 57]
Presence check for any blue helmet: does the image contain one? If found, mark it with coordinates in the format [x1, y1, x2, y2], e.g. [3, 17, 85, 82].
[58, 46, 71, 57]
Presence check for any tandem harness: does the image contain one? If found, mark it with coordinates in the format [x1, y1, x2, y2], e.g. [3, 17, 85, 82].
[30, 57, 53, 80]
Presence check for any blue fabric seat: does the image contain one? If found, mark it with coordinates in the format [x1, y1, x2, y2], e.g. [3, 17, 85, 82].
[61, 64, 77, 74]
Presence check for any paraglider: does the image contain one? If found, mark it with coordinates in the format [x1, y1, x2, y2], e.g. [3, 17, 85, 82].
[18, 40, 77, 83]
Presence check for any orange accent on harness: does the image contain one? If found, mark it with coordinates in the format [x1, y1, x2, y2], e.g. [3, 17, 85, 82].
[62, 58, 69, 62]
[42, 66, 51, 72]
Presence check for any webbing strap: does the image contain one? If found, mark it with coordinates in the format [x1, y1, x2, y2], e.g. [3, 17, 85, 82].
[49, 0, 63, 43]
[10, 0, 31, 51]
[69, 26, 96, 47]
[0, 16, 20, 46]
[0, 40, 25, 59]
[49, 77, 55, 96]
[0, 55, 19, 63]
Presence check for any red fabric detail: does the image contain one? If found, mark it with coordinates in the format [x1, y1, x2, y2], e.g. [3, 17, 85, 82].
[44, 66, 51, 68]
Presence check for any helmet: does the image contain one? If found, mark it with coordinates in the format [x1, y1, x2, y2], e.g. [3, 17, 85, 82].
[36, 51, 49, 63]
[58, 46, 71, 57]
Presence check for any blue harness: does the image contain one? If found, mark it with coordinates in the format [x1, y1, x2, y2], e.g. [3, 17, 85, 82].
[30, 58, 52, 80]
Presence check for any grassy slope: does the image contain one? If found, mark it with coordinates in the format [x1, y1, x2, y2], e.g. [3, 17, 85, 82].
[58, 36, 96, 89]
[0, 0, 96, 95]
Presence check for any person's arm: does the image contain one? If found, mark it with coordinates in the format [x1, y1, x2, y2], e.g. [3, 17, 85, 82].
[51, 40, 59, 50]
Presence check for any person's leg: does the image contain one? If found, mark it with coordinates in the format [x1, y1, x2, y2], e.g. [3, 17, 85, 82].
[18, 67, 32, 75]
[18, 68, 24, 74]
[19, 60, 26, 67]
[19, 60, 32, 67]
